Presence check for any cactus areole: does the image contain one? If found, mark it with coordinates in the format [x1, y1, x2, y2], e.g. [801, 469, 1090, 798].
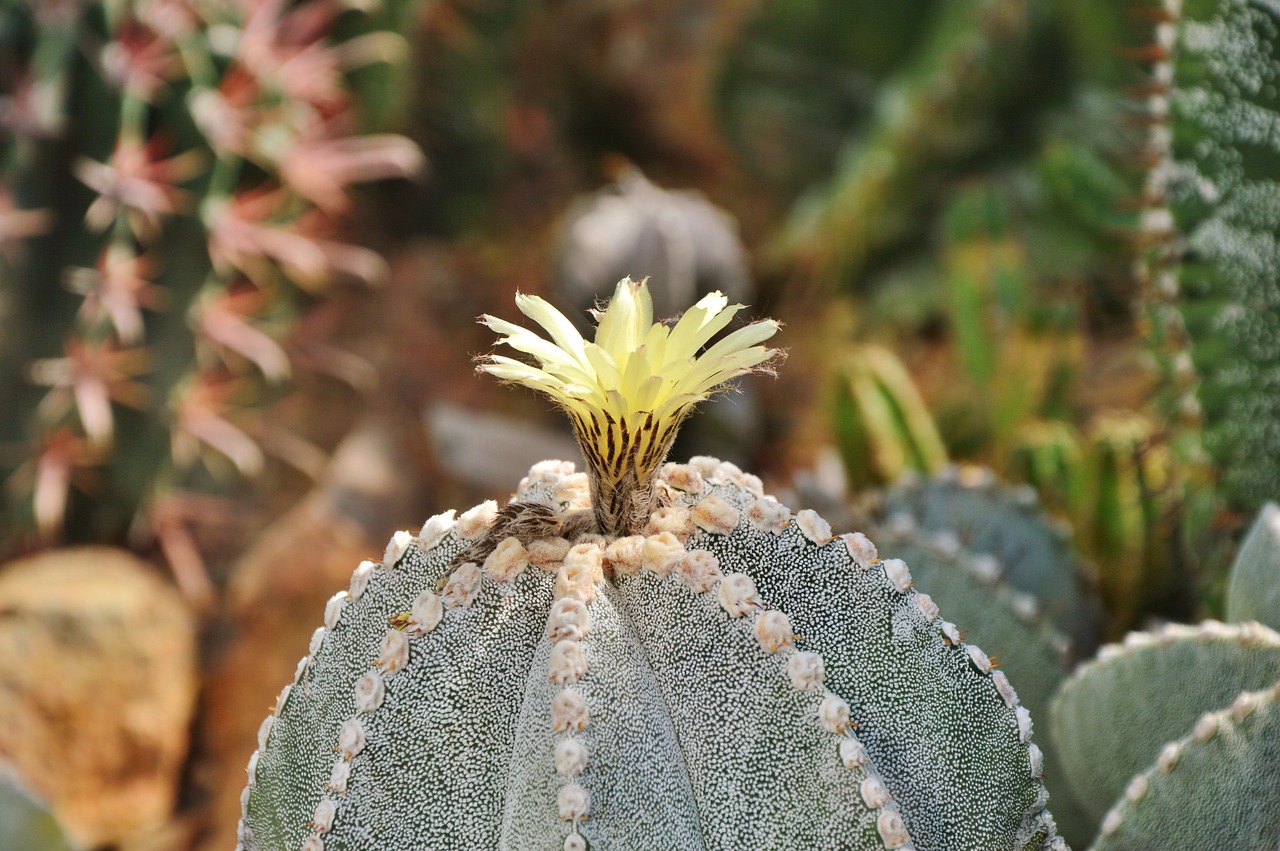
[239, 279, 1064, 851]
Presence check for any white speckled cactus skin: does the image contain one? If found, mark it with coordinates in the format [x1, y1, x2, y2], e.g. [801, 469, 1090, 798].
[239, 459, 1064, 851]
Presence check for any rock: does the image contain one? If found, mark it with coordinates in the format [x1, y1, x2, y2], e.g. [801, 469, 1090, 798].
[0, 547, 197, 849]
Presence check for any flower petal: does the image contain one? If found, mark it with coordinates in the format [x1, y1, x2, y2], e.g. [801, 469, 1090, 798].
[481, 279, 778, 440]
[515, 293, 587, 360]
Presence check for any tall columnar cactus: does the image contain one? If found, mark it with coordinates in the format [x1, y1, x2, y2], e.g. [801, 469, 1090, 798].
[239, 280, 1064, 850]
[1133, 0, 1280, 513]
[0, 1, 422, 578]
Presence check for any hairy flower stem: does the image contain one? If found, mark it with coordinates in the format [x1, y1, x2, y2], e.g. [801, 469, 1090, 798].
[570, 411, 683, 537]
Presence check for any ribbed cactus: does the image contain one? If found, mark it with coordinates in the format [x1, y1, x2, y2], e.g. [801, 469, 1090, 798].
[239, 280, 1064, 850]
[1134, 0, 1280, 512]
[868, 473, 1097, 845]
[1049, 620, 1280, 834]
[1089, 680, 1280, 850]
[1043, 452, 1280, 848]
[870, 469, 1102, 658]
[871, 527, 1072, 719]
[0, 1, 422, 572]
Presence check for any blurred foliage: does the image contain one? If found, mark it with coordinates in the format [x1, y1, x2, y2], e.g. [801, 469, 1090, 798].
[739, 0, 1278, 633]
[831, 344, 948, 489]
[0, 0, 1266, 666]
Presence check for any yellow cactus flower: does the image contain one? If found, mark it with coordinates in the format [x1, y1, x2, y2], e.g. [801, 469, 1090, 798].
[480, 277, 780, 535]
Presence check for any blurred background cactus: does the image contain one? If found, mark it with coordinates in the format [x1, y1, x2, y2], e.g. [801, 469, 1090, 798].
[831, 343, 948, 490]
[0, 0, 423, 599]
[1149, 0, 1280, 516]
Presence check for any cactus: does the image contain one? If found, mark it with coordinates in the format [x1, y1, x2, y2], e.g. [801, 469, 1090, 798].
[941, 183, 1028, 392]
[937, 182, 1085, 463]
[870, 528, 1072, 714]
[870, 505, 1095, 847]
[0, 768, 75, 851]
[1047, 620, 1280, 840]
[1225, 503, 1280, 630]
[239, 280, 1064, 850]
[0, 1, 422, 576]
[1133, 0, 1280, 513]
[553, 166, 752, 323]
[870, 469, 1102, 658]
[831, 344, 949, 490]
[1089, 680, 1280, 850]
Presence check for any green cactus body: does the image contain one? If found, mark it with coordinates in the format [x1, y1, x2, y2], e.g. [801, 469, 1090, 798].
[1225, 503, 1280, 631]
[240, 459, 1063, 851]
[1143, 0, 1280, 511]
[1089, 681, 1280, 850]
[1048, 620, 1280, 827]
[0, 771, 75, 851]
[875, 470, 1101, 660]
[874, 510, 1097, 847]
[871, 532, 1070, 722]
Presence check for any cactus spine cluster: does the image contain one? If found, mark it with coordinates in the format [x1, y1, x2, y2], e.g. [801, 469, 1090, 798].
[240, 280, 1064, 850]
